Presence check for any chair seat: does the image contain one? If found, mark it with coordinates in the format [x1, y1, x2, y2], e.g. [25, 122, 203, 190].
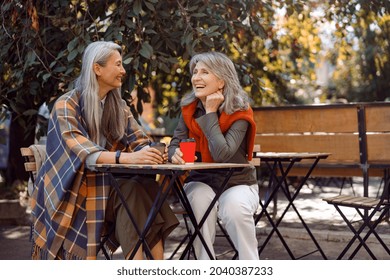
[323, 195, 381, 209]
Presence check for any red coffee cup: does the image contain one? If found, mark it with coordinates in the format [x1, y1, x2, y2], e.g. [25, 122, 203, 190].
[179, 138, 196, 164]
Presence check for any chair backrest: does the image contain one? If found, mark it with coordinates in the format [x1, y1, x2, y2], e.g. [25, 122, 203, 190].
[249, 144, 261, 166]
[20, 147, 36, 183]
[20, 144, 46, 195]
[253, 105, 361, 164]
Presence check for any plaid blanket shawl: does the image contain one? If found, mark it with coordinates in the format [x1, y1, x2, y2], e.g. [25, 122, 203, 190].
[31, 90, 150, 260]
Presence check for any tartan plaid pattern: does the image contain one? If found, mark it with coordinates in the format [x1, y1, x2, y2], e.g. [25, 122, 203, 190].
[31, 90, 150, 259]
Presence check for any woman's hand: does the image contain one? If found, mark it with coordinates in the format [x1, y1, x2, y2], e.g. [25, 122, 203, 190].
[171, 148, 185, 165]
[205, 90, 224, 114]
[121, 146, 165, 164]
[171, 147, 197, 165]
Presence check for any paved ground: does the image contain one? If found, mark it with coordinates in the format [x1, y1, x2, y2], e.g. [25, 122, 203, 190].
[1, 177, 389, 260]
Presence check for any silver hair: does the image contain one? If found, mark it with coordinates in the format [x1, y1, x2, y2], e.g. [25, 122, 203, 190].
[75, 41, 126, 143]
[181, 51, 250, 114]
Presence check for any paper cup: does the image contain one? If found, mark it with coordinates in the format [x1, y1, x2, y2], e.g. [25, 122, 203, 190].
[179, 138, 196, 164]
[150, 142, 166, 155]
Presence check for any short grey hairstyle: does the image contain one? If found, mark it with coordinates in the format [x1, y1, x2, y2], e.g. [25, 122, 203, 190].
[181, 51, 250, 114]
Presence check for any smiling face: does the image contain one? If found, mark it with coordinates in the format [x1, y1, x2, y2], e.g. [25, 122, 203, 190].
[191, 61, 225, 102]
[94, 50, 126, 99]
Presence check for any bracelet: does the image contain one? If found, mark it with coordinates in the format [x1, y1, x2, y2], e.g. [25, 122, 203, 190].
[115, 150, 121, 164]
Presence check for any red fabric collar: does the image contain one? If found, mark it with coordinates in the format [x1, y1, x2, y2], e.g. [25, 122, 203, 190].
[182, 100, 256, 162]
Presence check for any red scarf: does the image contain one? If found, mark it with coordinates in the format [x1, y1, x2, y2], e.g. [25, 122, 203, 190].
[182, 100, 256, 162]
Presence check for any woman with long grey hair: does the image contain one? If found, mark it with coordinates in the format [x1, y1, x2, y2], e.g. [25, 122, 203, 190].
[31, 41, 178, 260]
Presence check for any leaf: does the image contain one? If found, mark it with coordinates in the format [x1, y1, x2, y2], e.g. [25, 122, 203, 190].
[133, 57, 140, 69]
[53, 66, 67, 73]
[123, 56, 133, 65]
[144, 1, 155, 11]
[139, 42, 153, 59]
[49, 60, 57, 68]
[207, 32, 221, 37]
[42, 73, 51, 82]
[124, 19, 136, 29]
[183, 31, 193, 46]
[65, 66, 74, 75]
[158, 62, 171, 73]
[67, 37, 78, 52]
[243, 74, 251, 86]
[192, 13, 207, 18]
[145, 29, 157, 35]
[207, 25, 220, 33]
[164, 39, 176, 51]
[67, 49, 78, 62]
[167, 56, 178, 64]
[24, 51, 36, 69]
[133, 0, 142, 15]
[127, 75, 136, 93]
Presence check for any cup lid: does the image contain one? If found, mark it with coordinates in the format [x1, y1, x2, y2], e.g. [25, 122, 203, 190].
[180, 138, 195, 142]
[150, 142, 166, 147]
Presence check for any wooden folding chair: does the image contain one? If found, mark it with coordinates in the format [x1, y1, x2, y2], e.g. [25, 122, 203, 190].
[20, 145, 46, 195]
[323, 168, 390, 259]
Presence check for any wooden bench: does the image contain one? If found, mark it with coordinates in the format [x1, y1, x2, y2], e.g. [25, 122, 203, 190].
[253, 103, 390, 259]
[253, 102, 390, 196]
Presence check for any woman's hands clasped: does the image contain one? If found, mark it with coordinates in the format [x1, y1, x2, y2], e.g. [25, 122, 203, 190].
[120, 146, 167, 164]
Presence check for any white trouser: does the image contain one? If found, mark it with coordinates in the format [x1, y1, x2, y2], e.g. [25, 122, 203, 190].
[184, 181, 259, 260]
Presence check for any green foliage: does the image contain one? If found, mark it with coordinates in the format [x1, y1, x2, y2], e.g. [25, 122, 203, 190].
[324, 0, 390, 101]
[1, 0, 316, 128]
[2, 1, 389, 128]
[1, 0, 389, 186]
[1, 0, 269, 123]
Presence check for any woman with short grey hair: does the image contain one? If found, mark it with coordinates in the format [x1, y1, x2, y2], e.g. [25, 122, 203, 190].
[169, 51, 259, 260]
